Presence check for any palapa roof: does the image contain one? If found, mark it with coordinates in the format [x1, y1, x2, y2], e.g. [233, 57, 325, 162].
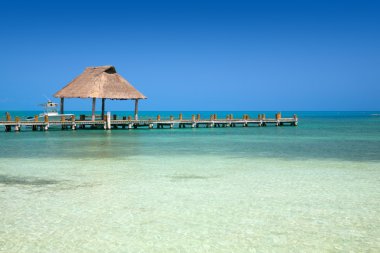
[54, 66, 147, 100]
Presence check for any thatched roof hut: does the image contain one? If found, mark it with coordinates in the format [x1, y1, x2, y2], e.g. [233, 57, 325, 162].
[54, 66, 146, 120]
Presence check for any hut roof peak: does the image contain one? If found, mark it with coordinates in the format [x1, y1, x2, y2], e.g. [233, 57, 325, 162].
[87, 65, 115, 72]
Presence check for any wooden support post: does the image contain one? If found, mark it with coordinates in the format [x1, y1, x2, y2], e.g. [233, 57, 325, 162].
[6, 112, 11, 121]
[32, 115, 38, 131]
[91, 98, 96, 122]
[71, 115, 76, 130]
[134, 99, 139, 120]
[104, 115, 107, 129]
[44, 115, 49, 131]
[101, 98, 105, 120]
[79, 115, 85, 129]
[61, 115, 65, 130]
[113, 114, 118, 129]
[276, 112, 281, 127]
[14, 117, 20, 131]
[293, 114, 298, 126]
[60, 98, 64, 114]
[107, 112, 111, 130]
[122, 116, 126, 129]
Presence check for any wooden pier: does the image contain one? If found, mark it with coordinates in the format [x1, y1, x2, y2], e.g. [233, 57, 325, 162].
[0, 67, 299, 133]
[1, 112, 297, 132]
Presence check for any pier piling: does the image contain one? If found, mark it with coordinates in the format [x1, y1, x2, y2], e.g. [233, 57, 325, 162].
[6, 112, 11, 122]
[14, 117, 20, 131]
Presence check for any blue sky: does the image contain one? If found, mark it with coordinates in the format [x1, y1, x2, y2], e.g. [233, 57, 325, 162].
[0, 0, 379, 111]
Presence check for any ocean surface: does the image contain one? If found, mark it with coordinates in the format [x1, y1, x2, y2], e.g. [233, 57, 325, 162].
[0, 111, 379, 252]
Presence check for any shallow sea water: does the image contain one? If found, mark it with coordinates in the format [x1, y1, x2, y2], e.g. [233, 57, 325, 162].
[0, 111, 379, 252]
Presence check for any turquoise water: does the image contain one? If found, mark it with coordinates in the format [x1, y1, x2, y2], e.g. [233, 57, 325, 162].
[0, 111, 379, 252]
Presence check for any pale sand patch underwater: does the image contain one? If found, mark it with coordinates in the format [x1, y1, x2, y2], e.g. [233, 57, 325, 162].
[0, 155, 379, 252]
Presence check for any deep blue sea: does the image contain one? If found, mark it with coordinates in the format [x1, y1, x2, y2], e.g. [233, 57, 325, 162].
[0, 111, 379, 252]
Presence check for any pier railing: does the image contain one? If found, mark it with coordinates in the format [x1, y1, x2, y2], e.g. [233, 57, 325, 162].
[0, 112, 298, 132]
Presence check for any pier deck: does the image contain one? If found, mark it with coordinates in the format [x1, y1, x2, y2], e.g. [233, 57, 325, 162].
[0, 113, 298, 132]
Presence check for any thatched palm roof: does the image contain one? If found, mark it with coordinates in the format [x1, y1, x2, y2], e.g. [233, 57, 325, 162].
[54, 66, 147, 100]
